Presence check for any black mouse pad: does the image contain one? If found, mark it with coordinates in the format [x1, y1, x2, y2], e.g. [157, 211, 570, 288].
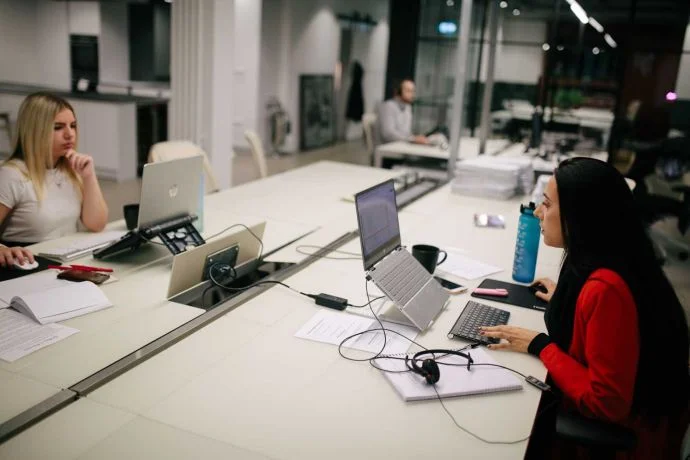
[0, 256, 54, 283]
[471, 278, 548, 311]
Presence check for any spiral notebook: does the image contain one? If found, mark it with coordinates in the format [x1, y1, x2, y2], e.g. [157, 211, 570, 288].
[380, 347, 522, 401]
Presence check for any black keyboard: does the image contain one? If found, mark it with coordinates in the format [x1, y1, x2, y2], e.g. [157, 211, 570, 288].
[447, 300, 510, 345]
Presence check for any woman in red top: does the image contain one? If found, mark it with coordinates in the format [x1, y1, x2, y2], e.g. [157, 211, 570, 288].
[481, 157, 689, 458]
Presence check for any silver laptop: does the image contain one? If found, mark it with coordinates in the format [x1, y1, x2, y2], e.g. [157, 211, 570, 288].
[138, 156, 203, 228]
[354, 180, 449, 331]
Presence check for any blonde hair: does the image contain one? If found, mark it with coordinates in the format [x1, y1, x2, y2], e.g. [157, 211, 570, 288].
[4, 92, 82, 200]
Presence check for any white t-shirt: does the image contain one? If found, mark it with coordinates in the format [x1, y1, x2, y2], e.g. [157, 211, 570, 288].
[0, 161, 82, 243]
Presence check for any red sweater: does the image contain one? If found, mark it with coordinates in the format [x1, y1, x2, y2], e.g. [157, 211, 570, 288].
[540, 268, 639, 422]
[540, 268, 686, 458]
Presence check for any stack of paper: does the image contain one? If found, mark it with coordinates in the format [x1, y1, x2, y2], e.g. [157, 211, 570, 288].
[452, 156, 533, 200]
[294, 309, 418, 356]
[436, 250, 502, 280]
[0, 309, 78, 362]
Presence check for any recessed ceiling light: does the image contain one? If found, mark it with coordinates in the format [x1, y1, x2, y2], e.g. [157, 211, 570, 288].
[499, 1, 508, 8]
[592, 47, 600, 55]
[542, 43, 550, 51]
[512, 8, 520, 16]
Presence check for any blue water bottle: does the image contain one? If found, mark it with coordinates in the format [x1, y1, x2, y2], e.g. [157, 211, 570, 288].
[512, 202, 540, 283]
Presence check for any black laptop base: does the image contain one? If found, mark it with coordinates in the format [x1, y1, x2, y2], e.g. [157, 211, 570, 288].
[94, 214, 205, 260]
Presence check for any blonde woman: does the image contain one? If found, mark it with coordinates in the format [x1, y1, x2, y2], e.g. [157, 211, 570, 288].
[0, 92, 108, 267]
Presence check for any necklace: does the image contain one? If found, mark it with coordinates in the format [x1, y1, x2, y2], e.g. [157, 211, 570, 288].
[50, 169, 64, 188]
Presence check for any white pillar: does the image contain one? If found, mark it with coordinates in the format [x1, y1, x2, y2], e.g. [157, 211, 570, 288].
[447, 0, 473, 177]
[233, 0, 262, 150]
[170, 0, 234, 188]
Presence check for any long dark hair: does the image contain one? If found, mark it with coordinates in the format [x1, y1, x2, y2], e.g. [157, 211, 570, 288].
[546, 157, 688, 417]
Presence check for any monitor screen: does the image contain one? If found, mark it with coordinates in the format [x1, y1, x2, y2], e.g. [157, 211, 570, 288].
[354, 180, 401, 270]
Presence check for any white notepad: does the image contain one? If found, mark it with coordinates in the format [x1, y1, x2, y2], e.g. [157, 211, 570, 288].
[379, 347, 522, 401]
[9, 281, 112, 325]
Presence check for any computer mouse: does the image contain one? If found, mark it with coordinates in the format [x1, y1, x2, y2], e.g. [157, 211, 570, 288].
[11, 259, 39, 271]
[529, 283, 548, 295]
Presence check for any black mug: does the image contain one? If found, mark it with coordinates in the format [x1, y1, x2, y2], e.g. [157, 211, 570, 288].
[123, 204, 140, 230]
[412, 244, 447, 274]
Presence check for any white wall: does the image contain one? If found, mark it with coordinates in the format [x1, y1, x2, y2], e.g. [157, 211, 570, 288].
[415, 15, 546, 101]
[67, 1, 100, 35]
[492, 17, 545, 84]
[258, 0, 283, 147]
[0, 0, 71, 90]
[675, 23, 690, 99]
[233, 0, 262, 149]
[99, 2, 129, 83]
[350, 19, 389, 113]
[258, 0, 389, 152]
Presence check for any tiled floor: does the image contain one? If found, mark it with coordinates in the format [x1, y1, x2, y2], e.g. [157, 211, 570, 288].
[99, 140, 690, 318]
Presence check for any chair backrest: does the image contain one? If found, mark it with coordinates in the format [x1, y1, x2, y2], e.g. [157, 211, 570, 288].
[362, 113, 377, 154]
[148, 141, 219, 194]
[244, 130, 268, 179]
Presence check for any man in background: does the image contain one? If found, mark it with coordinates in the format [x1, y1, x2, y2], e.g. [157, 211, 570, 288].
[377, 79, 429, 145]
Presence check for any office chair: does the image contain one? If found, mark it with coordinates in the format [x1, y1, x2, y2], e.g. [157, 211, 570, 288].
[555, 410, 637, 457]
[627, 136, 690, 262]
[244, 130, 269, 179]
[148, 141, 219, 194]
[361, 112, 377, 164]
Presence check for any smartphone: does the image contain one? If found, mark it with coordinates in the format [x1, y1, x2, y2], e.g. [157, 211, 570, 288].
[434, 276, 467, 294]
[57, 269, 110, 285]
[474, 213, 505, 229]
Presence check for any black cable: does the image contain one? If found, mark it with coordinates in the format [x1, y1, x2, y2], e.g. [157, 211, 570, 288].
[204, 223, 264, 261]
[337, 280, 389, 362]
[337, 280, 431, 363]
[208, 262, 309, 297]
[432, 384, 532, 445]
[295, 244, 361, 260]
[368, 344, 479, 374]
[346, 295, 385, 308]
[439, 361, 530, 381]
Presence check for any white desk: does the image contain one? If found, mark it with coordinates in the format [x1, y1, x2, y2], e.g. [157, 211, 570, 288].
[0, 161, 401, 427]
[498, 142, 608, 174]
[0, 171, 564, 459]
[491, 107, 614, 147]
[375, 138, 509, 168]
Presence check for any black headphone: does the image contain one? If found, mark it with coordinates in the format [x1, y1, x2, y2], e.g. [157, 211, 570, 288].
[405, 349, 474, 385]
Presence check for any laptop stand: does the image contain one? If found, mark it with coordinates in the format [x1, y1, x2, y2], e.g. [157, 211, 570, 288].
[93, 214, 205, 260]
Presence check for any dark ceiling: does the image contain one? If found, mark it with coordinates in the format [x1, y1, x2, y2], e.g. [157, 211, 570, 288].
[511, 0, 690, 25]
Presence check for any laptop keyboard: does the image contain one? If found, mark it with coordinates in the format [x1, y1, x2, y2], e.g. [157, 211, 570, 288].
[375, 249, 430, 306]
[38, 231, 127, 261]
[447, 300, 510, 345]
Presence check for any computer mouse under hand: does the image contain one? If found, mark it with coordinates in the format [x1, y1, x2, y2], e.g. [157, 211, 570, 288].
[529, 283, 548, 295]
[11, 259, 39, 271]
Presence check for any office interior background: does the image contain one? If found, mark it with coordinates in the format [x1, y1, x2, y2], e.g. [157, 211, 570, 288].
[2, 0, 690, 456]
[0, 0, 688, 301]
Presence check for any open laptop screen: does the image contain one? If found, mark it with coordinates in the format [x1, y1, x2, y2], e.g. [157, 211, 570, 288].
[354, 180, 401, 270]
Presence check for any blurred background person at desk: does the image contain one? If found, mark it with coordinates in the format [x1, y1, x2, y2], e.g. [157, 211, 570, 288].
[480, 158, 688, 459]
[0, 92, 108, 267]
[377, 79, 429, 145]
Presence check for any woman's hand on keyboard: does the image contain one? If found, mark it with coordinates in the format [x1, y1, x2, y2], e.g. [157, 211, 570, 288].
[479, 325, 540, 353]
[0, 245, 35, 268]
